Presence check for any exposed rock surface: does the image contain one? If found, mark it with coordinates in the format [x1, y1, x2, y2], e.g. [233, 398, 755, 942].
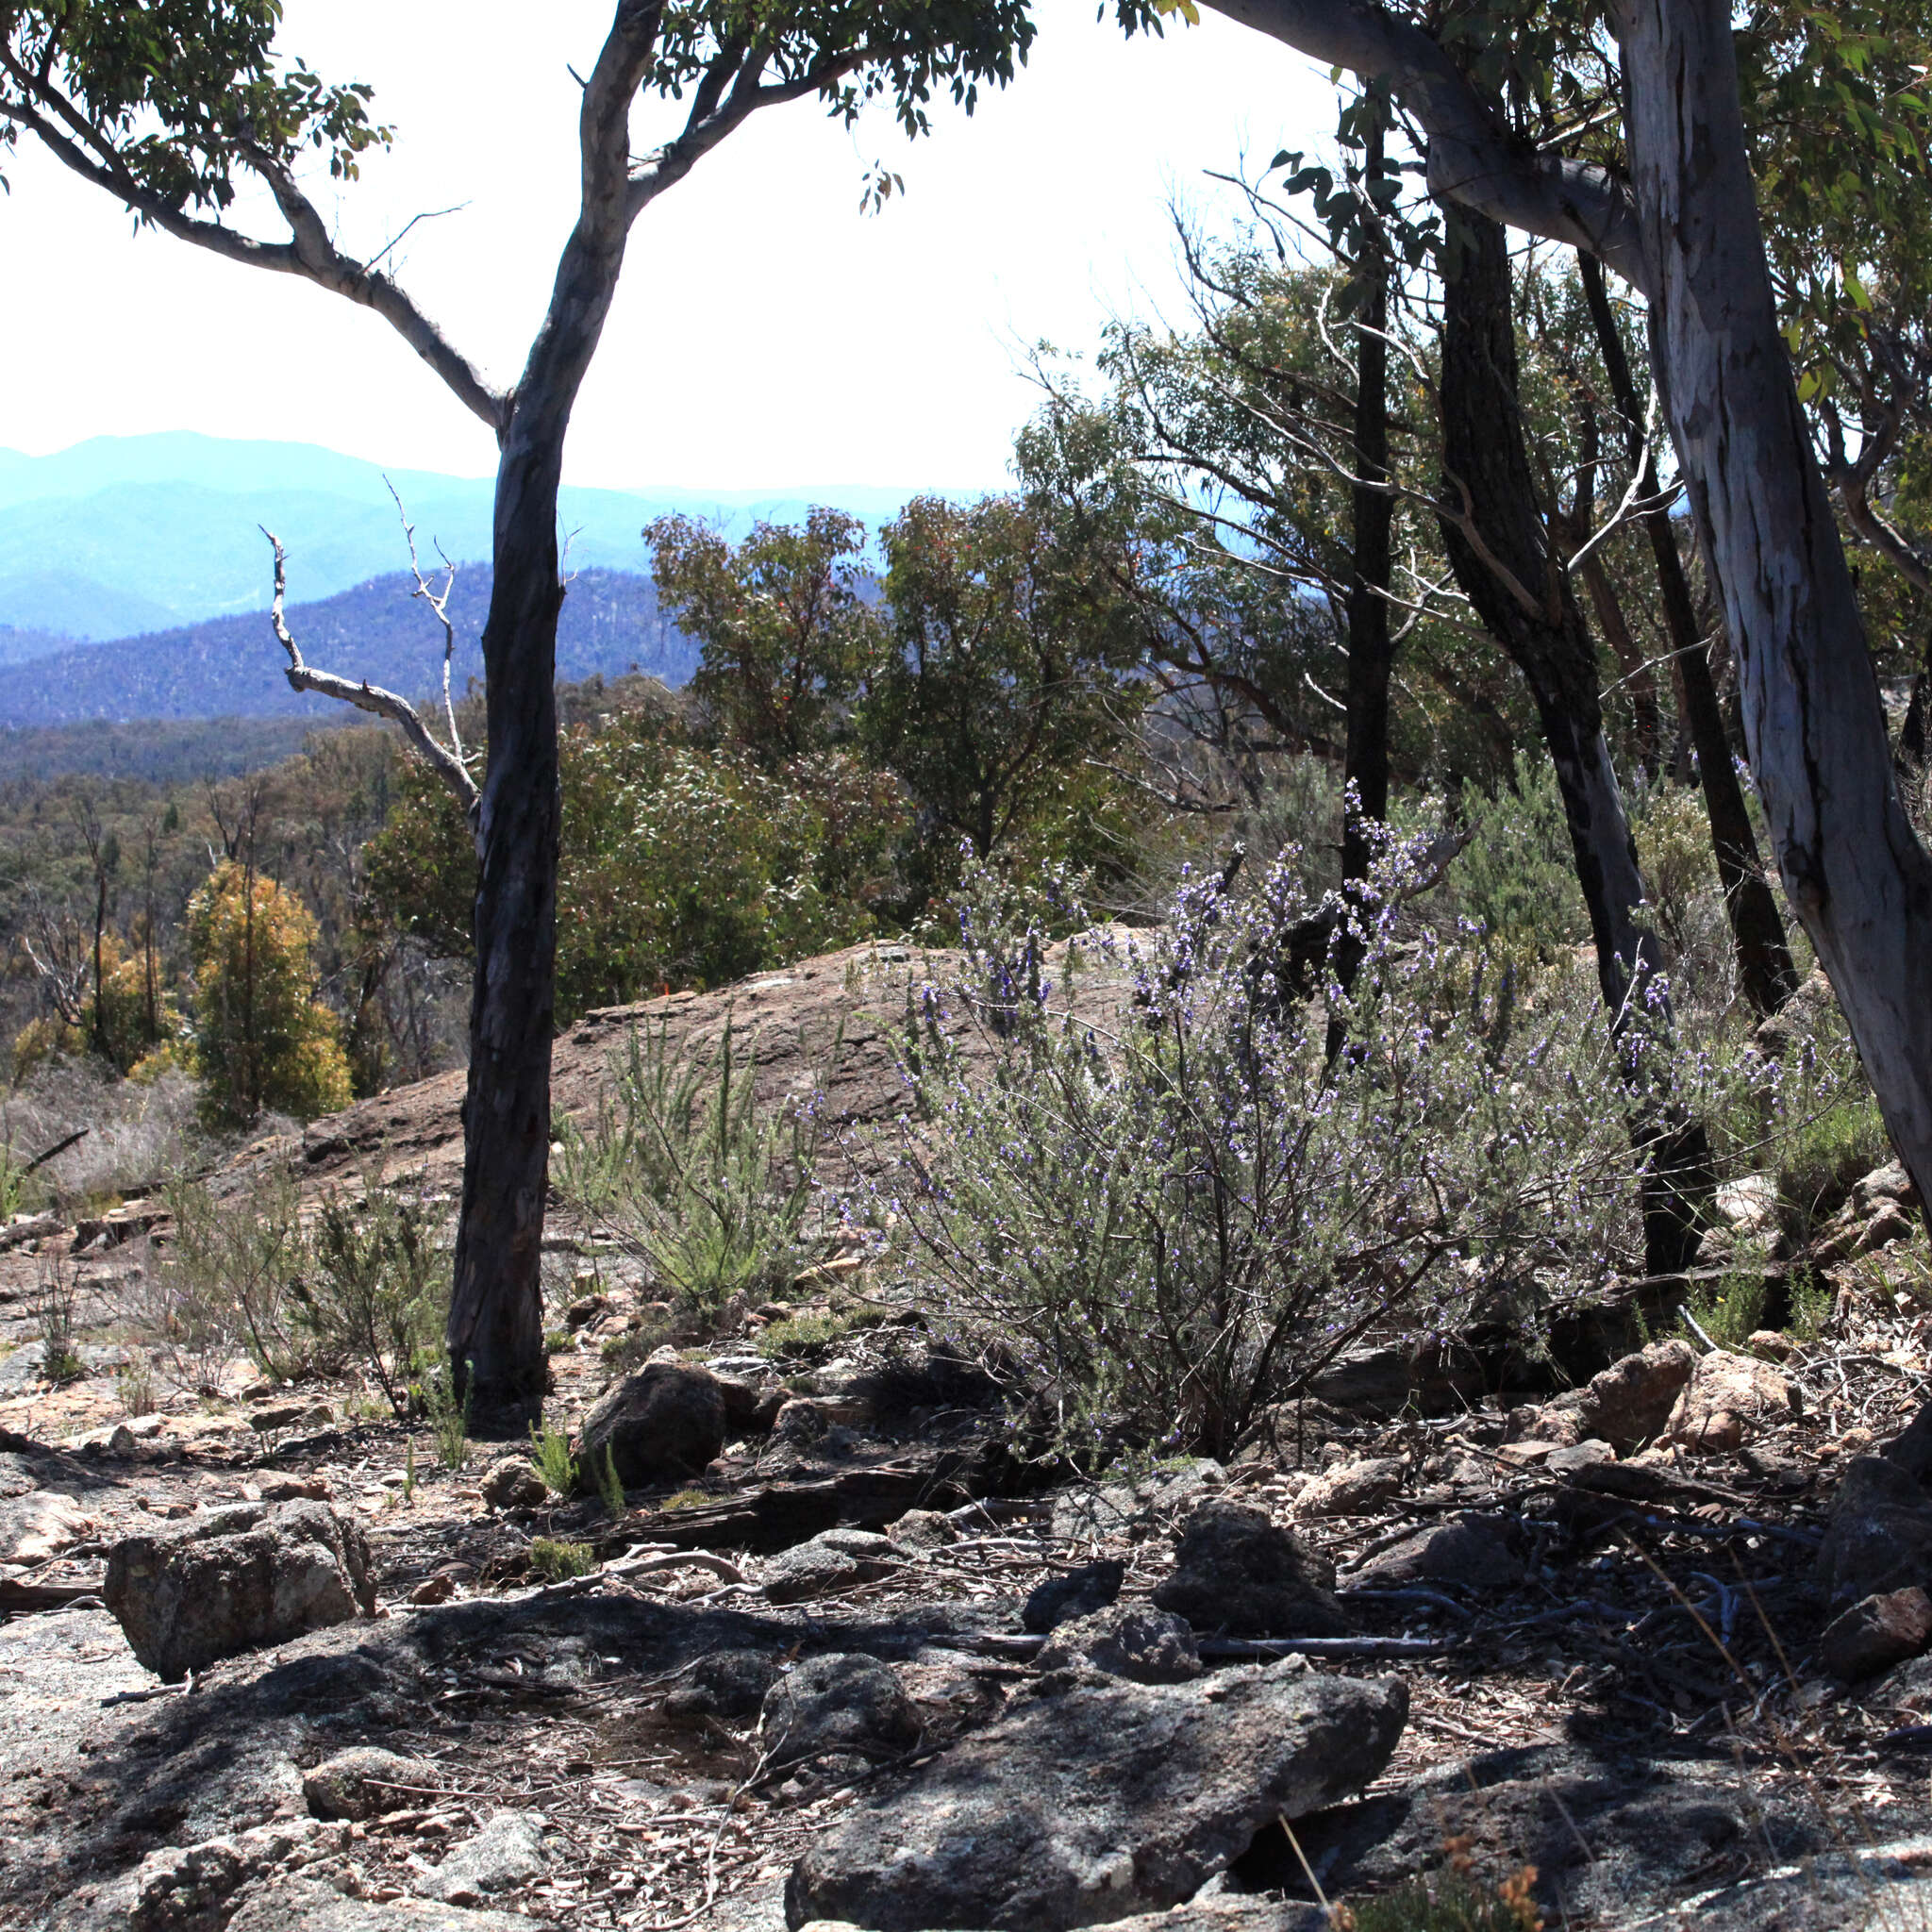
[1051, 1462, 1224, 1542]
[303, 1747, 436, 1822]
[1820, 1587, 1932, 1680]
[1294, 1457, 1406, 1519]
[664, 1647, 780, 1719]
[232, 1882, 545, 1930]
[0, 1490, 90, 1561]
[763, 1529, 896, 1604]
[104, 1499, 375, 1681]
[785, 1665, 1407, 1931]
[415, 1810, 551, 1905]
[1347, 1515, 1524, 1592]
[1818, 1456, 1932, 1604]
[760, 1654, 922, 1768]
[575, 1362, 732, 1489]
[1036, 1604, 1202, 1684]
[1151, 1500, 1349, 1638]
[1023, 1558, 1124, 1634]
[1665, 1349, 1798, 1451]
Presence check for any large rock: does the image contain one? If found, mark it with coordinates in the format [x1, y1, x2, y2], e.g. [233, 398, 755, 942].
[1036, 1605, 1202, 1684]
[760, 1654, 922, 1768]
[785, 1665, 1407, 1931]
[1820, 1588, 1932, 1680]
[231, 1882, 544, 1931]
[1529, 1340, 1698, 1454]
[1151, 1500, 1349, 1638]
[1664, 1349, 1798, 1452]
[664, 1647, 780, 1719]
[1818, 1457, 1932, 1604]
[415, 1811, 550, 1905]
[1052, 1462, 1224, 1542]
[575, 1361, 731, 1490]
[104, 1499, 375, 1682]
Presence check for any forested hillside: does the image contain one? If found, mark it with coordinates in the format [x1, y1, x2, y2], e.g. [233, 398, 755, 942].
[0, 566, 693, 728]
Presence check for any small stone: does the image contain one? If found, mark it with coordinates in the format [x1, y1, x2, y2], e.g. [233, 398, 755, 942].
[1858, 1206, 1916, 1255]
[305, 1747, 436, 1822]
[1036, 1604, 1203, 1683]
[1295, 1456, 1407, 1519]
[760, 1655, 922, 1769]
[762, 1530, 895, 1605]
[258, 1474, 331, 1502]
[1544, 1440, 1617, 1474]
[885, 1508, 955, 1551]
[1715, 1172, 1779, 1235]
[1022, 1558, 1124, 1634]
[1152, 1499, 1349, 1638]
[479, 1459, 547, 1512]
[1348, 1514, 1524, 1591]
[1821, 1588, 1932, 1680]
[1748, 1330, 1797, 1362]
[248, 1400, 334, 1434]
[409, 1574, 456, 1606]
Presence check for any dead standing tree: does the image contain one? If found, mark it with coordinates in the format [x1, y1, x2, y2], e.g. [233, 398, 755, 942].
[4, 0, 1074, 1409]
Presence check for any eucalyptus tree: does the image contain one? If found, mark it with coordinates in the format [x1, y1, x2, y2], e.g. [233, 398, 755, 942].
[1, 0, 1077, 1407]
[1193, 0, 1932, 1218]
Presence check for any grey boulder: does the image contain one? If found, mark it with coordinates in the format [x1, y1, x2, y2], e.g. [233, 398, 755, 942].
[1152, 1500, 1349, 1637]
[1819, 1457, 1932, 1603]
[1024, 1558, 1124, 1634]
[761, 1654, 923, 1768]
[665, 1647, 780, 1719]
[763, 1529, 896, 1604]
[1346, 1514, 1524, 1592]
[104, 1499, 375, 1682]
[231, 1878, 547, 1930]
[785, 1664, 1407, 1931]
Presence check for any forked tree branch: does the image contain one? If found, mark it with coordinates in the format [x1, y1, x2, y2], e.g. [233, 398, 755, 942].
[260, 528, 481, 825]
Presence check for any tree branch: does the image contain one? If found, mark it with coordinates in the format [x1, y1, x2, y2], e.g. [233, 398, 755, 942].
[1196, 0, 1648, 291]
[260, 528, 480, 825]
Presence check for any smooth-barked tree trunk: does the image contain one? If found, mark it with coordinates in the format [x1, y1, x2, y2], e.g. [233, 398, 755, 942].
[1437, 208, 1709, 1276]
[1576, 254, 1799, 1019]
[1610, 0, 1932, 1206]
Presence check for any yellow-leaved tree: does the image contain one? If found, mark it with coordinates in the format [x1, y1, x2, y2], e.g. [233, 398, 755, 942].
[187, 862, 351, 1125]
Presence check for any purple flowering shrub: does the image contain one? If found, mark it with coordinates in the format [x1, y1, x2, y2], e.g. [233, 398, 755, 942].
[856, 838, 1650, 1460]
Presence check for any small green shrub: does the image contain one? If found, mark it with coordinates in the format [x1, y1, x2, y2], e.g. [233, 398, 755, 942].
[34, 1258, 84, 1383]
[595, 1444, 626, 1515]
[756, 1308, 876, 1359]
[544, 1328, 574, 1355]
[158, 1167, 308, 1381]
[660, 1487, 713, 1511]
[1775, 1093, 1891, 1228]
[555, 1014, 833, 1314]
[421, 1359, 471, 1472]
[1337, 1864, 1542, 1931]
[117, 1351, 158, 1416]
[528, 1421, 577, 1496]
[1679, 1239, 1773, 1350]
[529, 1538, 595, 1582]
[1786, 1264, 1835, 1343]
[291, 1177, 451, 1417]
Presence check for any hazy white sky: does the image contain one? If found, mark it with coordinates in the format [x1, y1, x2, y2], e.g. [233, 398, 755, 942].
[0, 2, 1338, 492]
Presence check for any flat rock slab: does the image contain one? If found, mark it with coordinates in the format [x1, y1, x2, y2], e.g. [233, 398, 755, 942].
[230, 1877, 551, 1930]
[785, 1665, 1407, 1932]
[415, 1810, 551, 1905]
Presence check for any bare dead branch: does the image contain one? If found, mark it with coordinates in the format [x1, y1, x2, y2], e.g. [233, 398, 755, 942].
[260, 528, 480, 825]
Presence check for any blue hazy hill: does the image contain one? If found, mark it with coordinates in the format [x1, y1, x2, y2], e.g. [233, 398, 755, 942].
[0, 431, 941, 639]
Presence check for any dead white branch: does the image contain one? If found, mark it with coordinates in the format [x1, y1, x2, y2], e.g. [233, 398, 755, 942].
[260, 528, 480, 825]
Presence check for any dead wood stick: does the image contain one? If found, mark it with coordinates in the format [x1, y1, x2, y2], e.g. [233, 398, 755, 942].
[21, 1127, 87, 1175]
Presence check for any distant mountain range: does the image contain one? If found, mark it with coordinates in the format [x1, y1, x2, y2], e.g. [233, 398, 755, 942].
[0, 432, 941, 640]
[0, 565, 694, 730]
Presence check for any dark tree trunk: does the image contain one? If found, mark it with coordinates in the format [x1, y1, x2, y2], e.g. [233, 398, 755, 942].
[1577, 254, 1799, 1017]
[1437, 208, 1709, 1276]
[447, 207, 636, 1412]
[1341, 108, 1395, 888]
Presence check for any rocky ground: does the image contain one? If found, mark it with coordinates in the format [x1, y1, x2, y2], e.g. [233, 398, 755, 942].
[7, 956, 1932, 1929]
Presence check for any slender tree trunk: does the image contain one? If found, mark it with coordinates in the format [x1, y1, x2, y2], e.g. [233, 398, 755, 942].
[1577, 552, 1660, 782]
[446, 213, 634, 1413]
[1612, 0, 1932, 1210]
[1577, 253, 1799, 1017]
[1437, 208, 1708, 1276]
[1341, 108, 1395, 889]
